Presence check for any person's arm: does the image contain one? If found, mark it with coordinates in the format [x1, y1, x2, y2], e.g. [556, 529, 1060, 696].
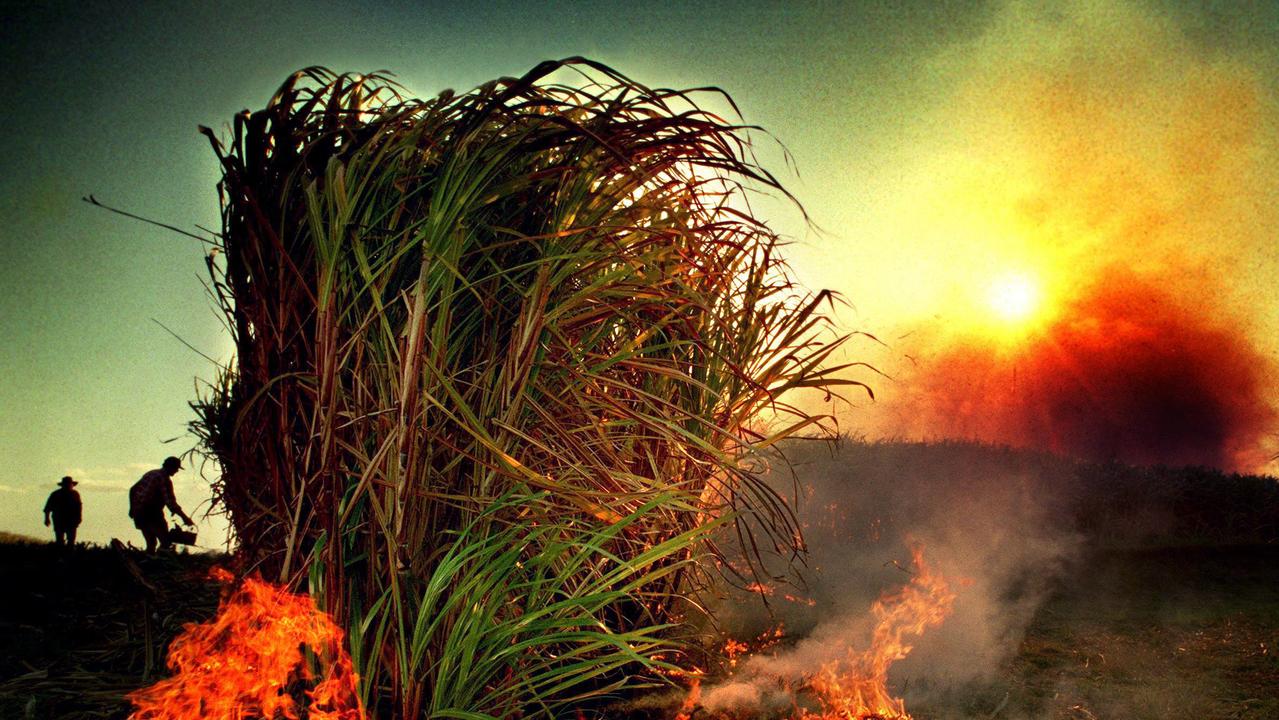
[163, 479, 193, 525]
[43, 493, 53, 526]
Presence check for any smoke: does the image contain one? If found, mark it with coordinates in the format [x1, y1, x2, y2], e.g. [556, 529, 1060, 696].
[890, 271, 1279, 471]
[695, 2, 1279, 710]
[664, 3, 1279, 717]
[702, 441, 1081, 716]
[854, 0, 1279, 472]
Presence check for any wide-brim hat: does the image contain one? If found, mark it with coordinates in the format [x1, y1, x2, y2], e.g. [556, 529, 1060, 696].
[58, 476, 77, 487]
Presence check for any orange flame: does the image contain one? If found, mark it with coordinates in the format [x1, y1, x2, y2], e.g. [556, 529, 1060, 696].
[681, 546, 954, 720]
[803, 546, 954, 720]
[128, 570, 365, 720]
[673, 677, 701, 720]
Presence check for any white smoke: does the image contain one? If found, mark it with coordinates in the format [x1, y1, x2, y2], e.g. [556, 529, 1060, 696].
[700, 439, 1082, 716]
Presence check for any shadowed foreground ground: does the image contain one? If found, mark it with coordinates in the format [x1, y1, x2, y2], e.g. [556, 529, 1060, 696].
[3, 457, 1278, 720]
[0, 540, 223, 720]
[4, 541, 1276, 720]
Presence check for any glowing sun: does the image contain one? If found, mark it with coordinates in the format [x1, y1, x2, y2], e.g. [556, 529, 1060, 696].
[986, 272, 1041, 322]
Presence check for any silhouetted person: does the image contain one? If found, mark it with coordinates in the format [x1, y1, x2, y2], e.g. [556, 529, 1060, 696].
[128, 456, 193, 553]
[43, 476, 82, 546]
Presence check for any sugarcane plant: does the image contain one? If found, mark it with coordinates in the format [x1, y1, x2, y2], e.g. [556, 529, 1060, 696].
[190, 58, 859, 718]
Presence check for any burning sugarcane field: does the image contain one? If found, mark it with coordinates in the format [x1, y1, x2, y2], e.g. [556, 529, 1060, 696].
[2, 3, 1278, 720]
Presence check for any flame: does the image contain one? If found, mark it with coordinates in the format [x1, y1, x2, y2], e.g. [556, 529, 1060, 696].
[682, 546, 954, 720]
[804, 546, 954, 720]
[673, 678, 701, 720]
[128, 569, 365, 720]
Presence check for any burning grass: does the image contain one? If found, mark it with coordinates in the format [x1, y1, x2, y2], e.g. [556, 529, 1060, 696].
[127, 569, 363, 720]
[803, 547, 955, 719]
[682, 546, 955, 720]
[2, 451, 1276, 719]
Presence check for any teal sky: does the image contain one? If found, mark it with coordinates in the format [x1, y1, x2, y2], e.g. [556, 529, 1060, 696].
[3, 1, 1277, 545]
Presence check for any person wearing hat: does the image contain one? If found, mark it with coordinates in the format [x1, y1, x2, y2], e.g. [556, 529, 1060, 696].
[128, 456, 194, 553]
[43, 476, 82, 546]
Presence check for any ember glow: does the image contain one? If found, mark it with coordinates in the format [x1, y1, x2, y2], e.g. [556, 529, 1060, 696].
[127, 569, 364, 720]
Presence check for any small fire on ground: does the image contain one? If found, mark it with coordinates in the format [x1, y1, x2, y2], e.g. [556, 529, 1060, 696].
[127, 551, 948, 720]
[127, 567, 364, 720]
[679, 546, 956, 720]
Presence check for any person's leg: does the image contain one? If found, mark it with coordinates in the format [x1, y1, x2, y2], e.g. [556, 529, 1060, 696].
[54, 528, 66, 546]
[67, 527, 77, 546]
[138, 511, 164, 553]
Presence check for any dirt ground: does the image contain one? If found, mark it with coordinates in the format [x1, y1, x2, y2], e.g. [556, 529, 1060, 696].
[908, 546, 1279, 720]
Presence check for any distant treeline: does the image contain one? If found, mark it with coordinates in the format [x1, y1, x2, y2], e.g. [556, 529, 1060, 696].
[779, 438, 1279, 551]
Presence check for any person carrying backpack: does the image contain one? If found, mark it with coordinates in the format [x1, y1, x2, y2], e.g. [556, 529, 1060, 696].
[128, 456, 194, 553]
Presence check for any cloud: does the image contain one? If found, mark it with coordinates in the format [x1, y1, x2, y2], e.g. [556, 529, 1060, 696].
[58, 463, 154, 492]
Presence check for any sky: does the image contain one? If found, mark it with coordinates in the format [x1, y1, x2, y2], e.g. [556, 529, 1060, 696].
[2, 0, 1277, 545]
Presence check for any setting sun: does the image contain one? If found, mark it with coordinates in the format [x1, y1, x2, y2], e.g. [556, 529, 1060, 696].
[986, 272, 1041, 323]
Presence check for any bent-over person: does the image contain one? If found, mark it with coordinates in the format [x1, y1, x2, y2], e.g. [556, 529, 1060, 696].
[128, 456, 193, 553]
[43, 476, 82, 546]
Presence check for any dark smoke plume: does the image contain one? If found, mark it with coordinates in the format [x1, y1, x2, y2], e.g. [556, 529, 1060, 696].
[889, 271, 1277, 472]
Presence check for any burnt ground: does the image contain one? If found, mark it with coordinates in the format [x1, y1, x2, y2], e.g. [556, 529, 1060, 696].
[907, 546, 1279, 720]
[2, 477, 1278, 720]
[0, 540, 224, 720]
